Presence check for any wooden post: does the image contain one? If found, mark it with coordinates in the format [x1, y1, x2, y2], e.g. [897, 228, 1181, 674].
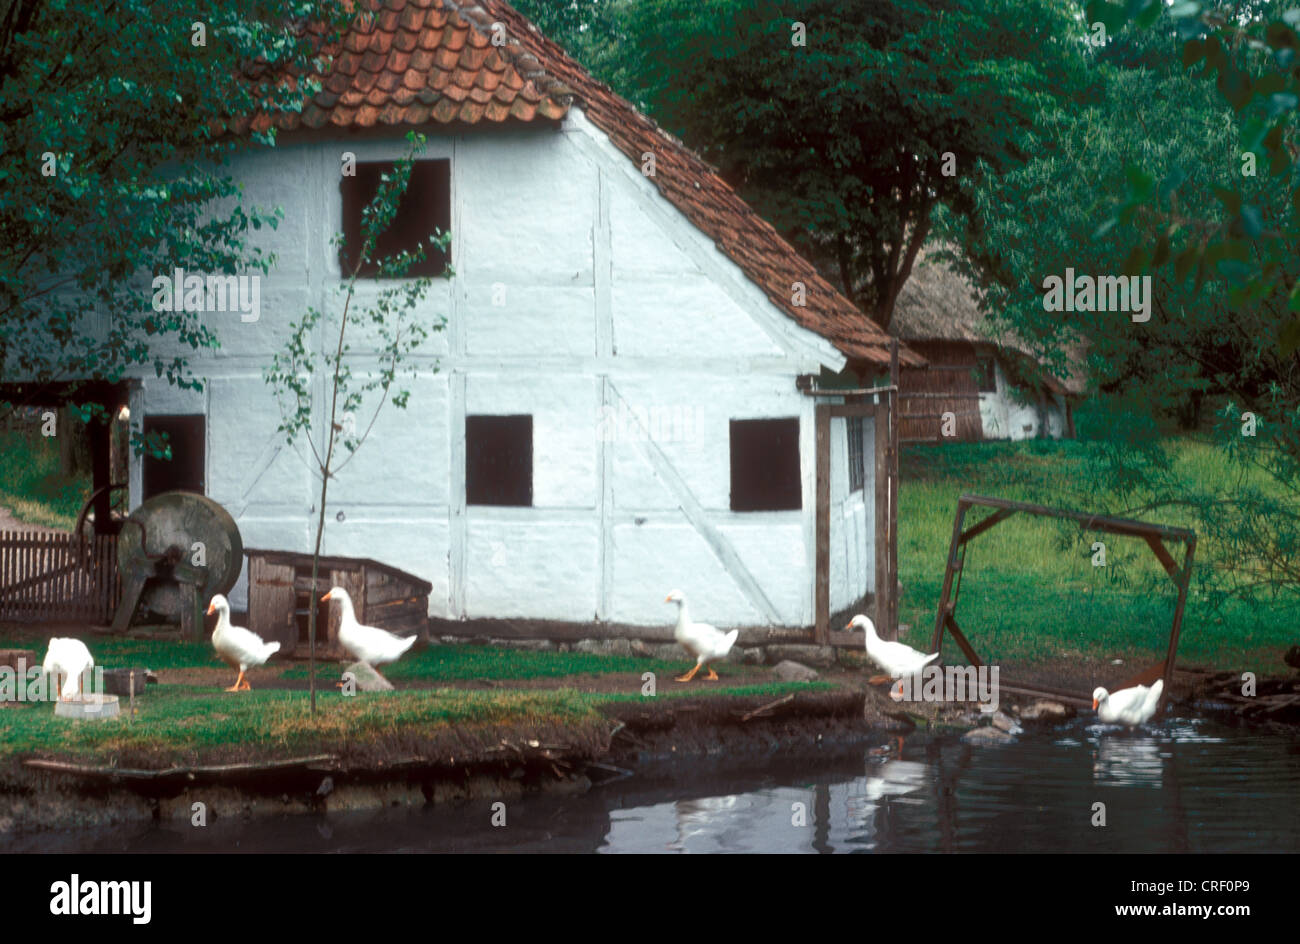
[888, 339, 900, 640]
[814, 404, 831, 644]
[930, 499, 969, 655]
[88, 414, 112, 537]
[1162, 538, 1196, 701]
[873, 395, 890, 640]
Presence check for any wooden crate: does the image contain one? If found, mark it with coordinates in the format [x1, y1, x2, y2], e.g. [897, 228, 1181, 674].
[244, 548, 432, 659]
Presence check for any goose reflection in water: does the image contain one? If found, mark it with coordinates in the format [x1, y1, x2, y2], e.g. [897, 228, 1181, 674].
[1091, 735, 1165, 787]
[846, 757, 928, 825]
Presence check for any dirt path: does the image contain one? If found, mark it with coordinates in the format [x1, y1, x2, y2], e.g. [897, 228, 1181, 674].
[0, 504, 64, 534]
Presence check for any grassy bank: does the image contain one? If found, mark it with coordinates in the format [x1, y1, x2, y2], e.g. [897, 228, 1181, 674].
[896, 437, 1297, 673]
[0, 626, 828, 765]
[0, 685, 602, 765]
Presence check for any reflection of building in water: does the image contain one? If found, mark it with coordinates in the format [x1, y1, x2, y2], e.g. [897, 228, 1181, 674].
[1092, 736, 1165, 788]
[669, 795, 742, 851]
[605, 788, 835, 853]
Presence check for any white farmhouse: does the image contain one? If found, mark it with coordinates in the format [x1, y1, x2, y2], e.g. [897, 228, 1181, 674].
[125, 0, 919, 632]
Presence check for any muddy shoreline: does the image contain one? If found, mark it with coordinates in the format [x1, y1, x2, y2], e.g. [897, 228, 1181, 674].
[2, 672, 1295, 839]
[0, 689, 892, 835]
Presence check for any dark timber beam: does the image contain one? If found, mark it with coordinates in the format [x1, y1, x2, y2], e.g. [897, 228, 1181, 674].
[959, 507, 1017, 545]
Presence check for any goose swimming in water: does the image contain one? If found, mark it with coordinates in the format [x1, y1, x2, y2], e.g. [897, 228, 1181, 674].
[1092, 679, 1164, 726]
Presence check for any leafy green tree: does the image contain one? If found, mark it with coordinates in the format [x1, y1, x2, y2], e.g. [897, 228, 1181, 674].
[265, 132, 449, 713]
[954, 0, 1300, 602]
[510, 0, 637, 100]
[0, 1, 349, 436]
[603, 0, 1079, 330]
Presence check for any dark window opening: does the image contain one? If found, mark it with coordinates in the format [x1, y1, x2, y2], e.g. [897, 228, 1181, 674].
[340, 159, 450, 278]
[847, 417, 865, 492]
[142, 415, 205, 499]
[730, 418, 801, 512]
[466, 415, 532, 507]
[976, 357, 998, 394]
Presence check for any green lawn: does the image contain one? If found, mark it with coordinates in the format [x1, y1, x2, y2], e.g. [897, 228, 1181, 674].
[0, 630, 738, 683]
[896, 437, 1296, 672]
[0, 624, 825, 765]
[278, 643, 699, 683]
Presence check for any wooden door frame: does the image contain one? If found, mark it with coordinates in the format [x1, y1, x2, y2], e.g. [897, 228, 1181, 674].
[814, 395, 898, 647]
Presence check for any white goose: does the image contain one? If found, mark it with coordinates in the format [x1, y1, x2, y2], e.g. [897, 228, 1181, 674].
[846, 614, 939, 680]
[321, 587, 417, 666]
[665, 589, 738, 682]
[1093, 679, 1163, 726]
[42, 637, 94, 701]
[207, 594, 280, 691]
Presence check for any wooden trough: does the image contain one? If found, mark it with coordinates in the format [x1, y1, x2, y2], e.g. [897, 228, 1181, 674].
[244, 548, 432, 659]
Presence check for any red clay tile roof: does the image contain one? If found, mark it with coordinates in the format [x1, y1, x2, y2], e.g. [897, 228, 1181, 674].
[266, 0, 916, 367]
[236, 0, 574, 133]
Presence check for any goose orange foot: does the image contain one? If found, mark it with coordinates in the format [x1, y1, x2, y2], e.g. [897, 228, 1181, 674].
[675, 665, 701, 682]
[225, 671, 248, 692]
[704, 667, 719, 681]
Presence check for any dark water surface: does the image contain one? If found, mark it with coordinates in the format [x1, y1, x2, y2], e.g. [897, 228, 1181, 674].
[10, 718, 1299, 853]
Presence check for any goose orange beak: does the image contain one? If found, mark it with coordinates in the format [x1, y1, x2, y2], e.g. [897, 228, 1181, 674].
[320, 592, 331, 602]
[843, 622, 852, 630]
[664, 595, 672, 602]
[1092, 698, 1099, 710]
[206, 603, 215, 615]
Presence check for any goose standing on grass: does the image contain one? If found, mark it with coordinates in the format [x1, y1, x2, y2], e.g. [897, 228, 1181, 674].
[42, 637, 94, 701]
[207, 594, 280, 692]
[665, 589, 738, 682]
[1093, 679, 1164, 726]
[846, 614, 939, 682]
[321, 587, 417, 667]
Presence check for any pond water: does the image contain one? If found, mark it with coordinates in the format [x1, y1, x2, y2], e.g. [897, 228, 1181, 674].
[10, 717, 1300, 853]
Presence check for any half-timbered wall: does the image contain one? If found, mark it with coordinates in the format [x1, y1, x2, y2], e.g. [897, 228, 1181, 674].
[127, 111, 869, 628]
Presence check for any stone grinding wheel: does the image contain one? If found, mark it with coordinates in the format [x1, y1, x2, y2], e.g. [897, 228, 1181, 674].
[115, 492, 243, 623]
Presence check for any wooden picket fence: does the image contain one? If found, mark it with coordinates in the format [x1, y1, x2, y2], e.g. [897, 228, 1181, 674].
[0, 530, 120, 623]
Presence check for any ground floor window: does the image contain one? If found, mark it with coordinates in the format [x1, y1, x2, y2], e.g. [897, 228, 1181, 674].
[729, 417, 801, 511]
[466, 414, 533, 506]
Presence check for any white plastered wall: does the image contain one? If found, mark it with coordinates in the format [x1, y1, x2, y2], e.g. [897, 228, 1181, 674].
[130, 110, 872, 627]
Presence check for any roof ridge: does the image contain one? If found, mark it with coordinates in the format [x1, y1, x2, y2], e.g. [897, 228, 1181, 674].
[439, 0, 573, 102]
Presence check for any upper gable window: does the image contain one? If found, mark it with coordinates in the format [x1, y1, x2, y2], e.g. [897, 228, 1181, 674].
[339, 159, 450, 278]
